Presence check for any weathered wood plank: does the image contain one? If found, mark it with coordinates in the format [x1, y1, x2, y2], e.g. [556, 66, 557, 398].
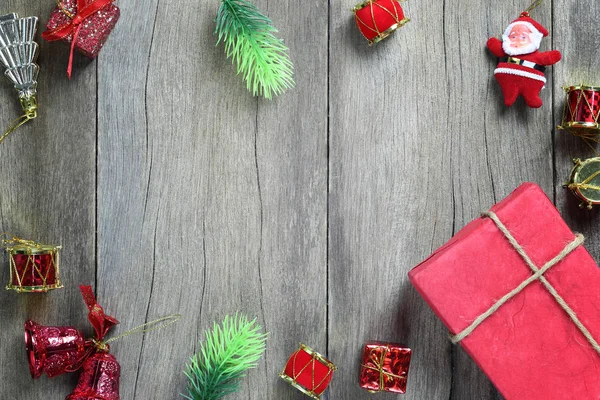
[328, 0, 454, 398]
[554, 0, 600, 253]
[0, 1, 97, 398]
[97, 1, 327, 400]
[329, 0, 555, 399]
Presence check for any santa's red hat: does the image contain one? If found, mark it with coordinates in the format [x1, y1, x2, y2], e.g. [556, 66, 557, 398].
[508, 11, 548, 37]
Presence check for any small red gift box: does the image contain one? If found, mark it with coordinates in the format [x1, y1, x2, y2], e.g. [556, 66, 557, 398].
[44, 0, 120, 59]
[353, 0, 409, 45]
[280, 344, 336, 399]
[359, 342, 411, 393]
[409, 183, 600, 400]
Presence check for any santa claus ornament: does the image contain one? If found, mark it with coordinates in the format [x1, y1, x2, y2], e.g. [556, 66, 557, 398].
[486, 1, 560, 108]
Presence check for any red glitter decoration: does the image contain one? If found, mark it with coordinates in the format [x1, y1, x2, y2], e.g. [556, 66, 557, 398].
[353, 0, 409, 45]
[359, 342, 411, 393]
[24, 320, 89, 378]
[280, 344, 336, 399]
[559, 85, 600, 133]
[44, 0, 120, 59]
[24, 286, 118, 381]
[67, 352, 121, 400]
[7, 249, 61, 292]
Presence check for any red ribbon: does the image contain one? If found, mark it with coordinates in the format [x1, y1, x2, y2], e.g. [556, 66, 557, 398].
[41, 0, 114, 78]
[79, 285, 119, 341]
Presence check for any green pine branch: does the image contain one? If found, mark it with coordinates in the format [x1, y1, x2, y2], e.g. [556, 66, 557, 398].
[182, 314, 268, 400]
[215, 0, 295, 99]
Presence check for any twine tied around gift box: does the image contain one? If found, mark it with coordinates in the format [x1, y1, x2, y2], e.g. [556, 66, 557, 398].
[42, 0, 116, 78]
[449, 211, 600, 356]
[361, 345, 406, 392]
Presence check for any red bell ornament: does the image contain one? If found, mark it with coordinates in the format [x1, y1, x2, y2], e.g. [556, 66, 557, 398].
[25, 320, 89, 378]
[280, 343, 337, 399]
[67, 352, 120, 400]
[24, 285, 180, 399]
[4, 236, 62, 293]
[353, 0, 409, 45]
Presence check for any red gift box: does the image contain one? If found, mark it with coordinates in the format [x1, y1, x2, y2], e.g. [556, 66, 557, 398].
[359, 342, 411, 393]
[44, 0, 120, 59]
[409, 183, 600, 400]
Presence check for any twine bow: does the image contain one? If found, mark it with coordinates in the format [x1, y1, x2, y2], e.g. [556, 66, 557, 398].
[361, 346, 406, 392]
[450, 211, 600, 356]
[42, 0, 115, 78]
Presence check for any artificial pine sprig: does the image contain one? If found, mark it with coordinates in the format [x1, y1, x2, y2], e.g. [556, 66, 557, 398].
[215, 0, 295, 99]
[183, 314, 268, 400]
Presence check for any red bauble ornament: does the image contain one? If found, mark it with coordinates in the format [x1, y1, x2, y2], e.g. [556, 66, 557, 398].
[25, 320, 89, 378]
[66, 352, 121, 400]
[280, 344, 336, 399]
[359, 342, 412, 393]
[353, 0, 409, 45]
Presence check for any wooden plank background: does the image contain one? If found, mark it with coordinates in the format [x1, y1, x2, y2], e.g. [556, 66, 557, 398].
[0, 0, 598, 398]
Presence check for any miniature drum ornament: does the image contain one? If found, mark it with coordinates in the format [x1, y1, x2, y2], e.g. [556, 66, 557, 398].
[280, 343, 336, 399]
[558, 85, 600, 136]
[353, 0, 409, 45]
[5, 241, 62, 292]
[566, 157, 600, 210]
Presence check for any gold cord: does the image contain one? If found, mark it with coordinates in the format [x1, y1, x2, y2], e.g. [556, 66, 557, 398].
[0, 233, 42, 248]
[104, 314, 182, 345]
[568, 168, 600, 192]
[0, 114, 33, 145]
[524, 0, 543, 14]
[56, 0, 75, 19]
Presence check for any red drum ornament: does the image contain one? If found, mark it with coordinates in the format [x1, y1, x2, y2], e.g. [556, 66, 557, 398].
[4, 236, 62, 293]
[67, 352, 121, 400]
[25, 320, 89, 378]
[280, 343, 336, 399]
[558, 85, 600, 137]
[353, 0, 409, 45]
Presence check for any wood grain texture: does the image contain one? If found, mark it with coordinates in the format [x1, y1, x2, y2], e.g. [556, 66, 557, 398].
[1, 0, 599, 399]
[97, 0, 327, 399]
[0, 1, 96, 398]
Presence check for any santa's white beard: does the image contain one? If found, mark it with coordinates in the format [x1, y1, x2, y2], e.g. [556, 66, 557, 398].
[502, 40, 540, 56]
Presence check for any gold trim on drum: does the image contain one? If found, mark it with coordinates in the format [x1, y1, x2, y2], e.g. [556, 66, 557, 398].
[279, 343, 337, 399]
[564, 157, 600, 210]
[5, 244, 63, 293]
[558, 85, 600, 136]
[370, 18, 410, 45]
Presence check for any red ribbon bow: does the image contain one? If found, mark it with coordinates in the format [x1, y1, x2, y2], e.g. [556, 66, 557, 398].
[80, 285, 119, 342]
[41, 0, 115, 78]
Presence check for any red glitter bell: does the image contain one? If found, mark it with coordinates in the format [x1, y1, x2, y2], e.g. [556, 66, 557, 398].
[25, 320, 90, 378]
[66, 352, 121, 400]
[353, 0, 409, 45]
